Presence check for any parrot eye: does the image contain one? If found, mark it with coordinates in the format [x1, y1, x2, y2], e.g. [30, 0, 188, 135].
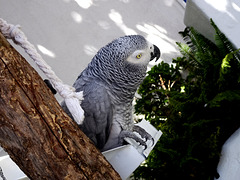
[136, 53, 142, 59]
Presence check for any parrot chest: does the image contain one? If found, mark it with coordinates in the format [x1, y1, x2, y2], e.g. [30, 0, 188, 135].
[112, 103, 134, 130]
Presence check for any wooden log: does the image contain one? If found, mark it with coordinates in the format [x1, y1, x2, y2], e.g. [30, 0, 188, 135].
[0, 32, 120, 180]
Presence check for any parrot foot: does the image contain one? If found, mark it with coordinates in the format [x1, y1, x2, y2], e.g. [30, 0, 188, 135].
[132, 125, 154, 146]
[119, 130, 148, 149]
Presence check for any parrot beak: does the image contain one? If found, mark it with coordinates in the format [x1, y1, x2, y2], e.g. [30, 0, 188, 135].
[150, 45, 161, 62]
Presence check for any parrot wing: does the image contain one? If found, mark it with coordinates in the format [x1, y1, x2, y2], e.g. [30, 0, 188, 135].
[72, 76, 113, 150]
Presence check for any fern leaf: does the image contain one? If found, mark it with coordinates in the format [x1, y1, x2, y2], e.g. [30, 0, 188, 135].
[210, 18, 240, 62]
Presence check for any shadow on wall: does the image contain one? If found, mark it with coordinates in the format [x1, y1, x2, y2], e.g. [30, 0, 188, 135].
[0, 0, 185, 90]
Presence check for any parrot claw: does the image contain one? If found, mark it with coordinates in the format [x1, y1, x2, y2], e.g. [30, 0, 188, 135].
[119, 126, 154, 150]
[132, 125, 154, 146]
[119, 130, 148, 149]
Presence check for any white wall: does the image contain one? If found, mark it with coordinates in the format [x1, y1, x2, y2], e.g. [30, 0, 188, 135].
[185, 0, 240, 48]
[215, 128, 240, 180]
[0, 0, 185, 102]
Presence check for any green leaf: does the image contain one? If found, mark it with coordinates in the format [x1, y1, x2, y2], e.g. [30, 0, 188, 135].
[209, 90, 240, 107]
[220, 49, 240, 74]
[134, 19, 240, 180]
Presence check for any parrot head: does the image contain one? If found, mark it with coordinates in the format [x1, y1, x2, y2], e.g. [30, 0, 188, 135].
[93, 35, 160, 73]
[87, 35, 160, 99]
[124, 37, 160, 66]
[107, 35, 160, 64]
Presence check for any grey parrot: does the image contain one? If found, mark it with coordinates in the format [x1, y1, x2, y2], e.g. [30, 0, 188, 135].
[61, 35, 160, 151]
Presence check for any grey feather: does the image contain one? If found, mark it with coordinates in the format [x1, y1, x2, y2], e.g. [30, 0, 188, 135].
[62, 35, 160, 151]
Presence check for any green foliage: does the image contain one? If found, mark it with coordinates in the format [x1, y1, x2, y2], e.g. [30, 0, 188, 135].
[135, 61, 183, 127]
[133, 20, 240, 180]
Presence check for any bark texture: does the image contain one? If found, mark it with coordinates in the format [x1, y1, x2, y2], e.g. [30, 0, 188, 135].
[0, 32, 120, 180]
